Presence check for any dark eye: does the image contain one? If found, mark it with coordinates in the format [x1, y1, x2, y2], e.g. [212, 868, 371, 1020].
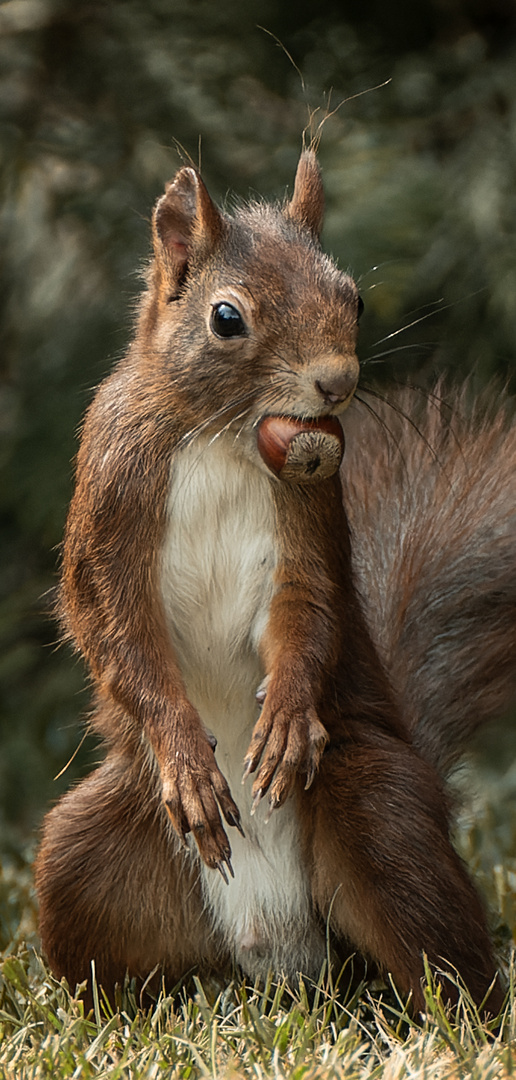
[357, 295, 364, 322]
[210, 302, 246, 339]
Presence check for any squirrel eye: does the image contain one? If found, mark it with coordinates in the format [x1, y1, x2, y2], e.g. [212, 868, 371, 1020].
[210, 302, 246, 339]
[357, 295, 364, 322]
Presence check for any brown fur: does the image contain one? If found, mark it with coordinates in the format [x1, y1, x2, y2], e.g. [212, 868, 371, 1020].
[36, 743, 226, 994]
[35, 153, 512, 1016]
[343, 390, 516, 775]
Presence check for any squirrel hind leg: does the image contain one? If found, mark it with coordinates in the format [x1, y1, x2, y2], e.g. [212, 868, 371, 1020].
[35, 750, 223, 1004]
[301, 737, 504, 1018]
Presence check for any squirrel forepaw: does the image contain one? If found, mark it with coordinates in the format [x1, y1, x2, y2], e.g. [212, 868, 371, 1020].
[243, 687, 328, 812]
[161, 737, 244, 875]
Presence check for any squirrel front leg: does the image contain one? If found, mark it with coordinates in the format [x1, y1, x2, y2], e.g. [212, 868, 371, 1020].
[244, 588, 330, 810]
[145, 691, 242, 877]
[61, 393, 241, 875]
[244, 479, 346, 809]
[72, 591, 240, 879]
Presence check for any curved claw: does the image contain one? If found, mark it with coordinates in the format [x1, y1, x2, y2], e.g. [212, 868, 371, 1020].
[216, 860, 229, 885]
[264, 794, 281, 824]
[250, 788, 263, 816]
[242, 758, 254, 784]
[225, 807, 245, 838]
[216, 854, 234, 884]
[206, 730, 218, 751]
[305, 766, 316, 790]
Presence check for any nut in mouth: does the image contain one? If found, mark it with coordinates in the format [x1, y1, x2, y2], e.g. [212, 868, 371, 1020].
[257, 415, 345, 482]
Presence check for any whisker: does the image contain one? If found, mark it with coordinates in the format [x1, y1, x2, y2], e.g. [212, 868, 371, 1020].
[175, 391, 256, 452]
[387, 378, 454, 415]
[355, 261, 395, 287]
[207, 408, 253, 447]
[266, 348, 298, 373]
[167, 394, 256, 514]
[371, 287, 488, 348]
[371, 312, 445, 348]
[168, 372, 299, 515]
[401, 298, 445, 319]
[232, 415, 253, 445]
[362, 343, 436, 367]
[250, 382, 297, 427]
[360, 386, 451, 479]
[353, 393, 409, 476]
[374, 379, 467, 465]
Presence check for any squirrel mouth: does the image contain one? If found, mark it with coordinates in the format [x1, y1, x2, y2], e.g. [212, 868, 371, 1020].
[256, 414, 345, 483]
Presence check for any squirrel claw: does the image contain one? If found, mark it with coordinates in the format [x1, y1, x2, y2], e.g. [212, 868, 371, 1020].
[205, 730, 218, 751]
[305, 767, 316, 790]
[216, 854, 234, 884]
[250, 788, 263, 816]
[264, 797, 279, 824]
[226, 810, 245, 838]
[216, 860, 229, 885]
[242, 758, 254, 783]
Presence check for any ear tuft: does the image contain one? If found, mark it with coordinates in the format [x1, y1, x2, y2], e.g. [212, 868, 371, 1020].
[285, 150, 324, 239]
[153, 167, 223, 290]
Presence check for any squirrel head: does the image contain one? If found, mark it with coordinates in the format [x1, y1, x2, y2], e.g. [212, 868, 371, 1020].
[141, 151, 361, 445]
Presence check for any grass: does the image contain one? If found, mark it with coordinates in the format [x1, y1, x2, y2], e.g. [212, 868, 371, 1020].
[1, 755, 515, 1079]
[1, 948, 516, 1080]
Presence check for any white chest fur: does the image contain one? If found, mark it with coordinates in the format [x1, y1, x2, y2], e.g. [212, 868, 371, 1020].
[160, 434, 325, 981]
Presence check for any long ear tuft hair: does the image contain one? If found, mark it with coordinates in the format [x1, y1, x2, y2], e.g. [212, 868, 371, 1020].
[285, 150, 324, 239]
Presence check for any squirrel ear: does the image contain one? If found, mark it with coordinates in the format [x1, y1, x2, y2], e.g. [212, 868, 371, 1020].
[153, 167, 224, 288]
[285, 150, 324, 239]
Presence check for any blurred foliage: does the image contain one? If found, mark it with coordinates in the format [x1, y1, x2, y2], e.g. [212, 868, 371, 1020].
[0, 828, 37, 954]
[0, 0, 515, 883]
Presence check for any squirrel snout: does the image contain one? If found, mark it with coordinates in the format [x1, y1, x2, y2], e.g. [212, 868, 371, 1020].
[314, 362, 359, 408]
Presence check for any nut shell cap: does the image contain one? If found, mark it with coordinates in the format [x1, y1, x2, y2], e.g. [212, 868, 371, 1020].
[257, 415, 344, 482]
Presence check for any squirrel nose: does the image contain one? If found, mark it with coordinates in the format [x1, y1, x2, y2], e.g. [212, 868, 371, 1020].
[315, 367, 358, 407]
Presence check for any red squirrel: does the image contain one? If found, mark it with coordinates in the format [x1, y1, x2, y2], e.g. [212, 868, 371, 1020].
[35, 150, 516, 1015]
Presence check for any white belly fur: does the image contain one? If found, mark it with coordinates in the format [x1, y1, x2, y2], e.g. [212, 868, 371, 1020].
[160, 433, 325, 981]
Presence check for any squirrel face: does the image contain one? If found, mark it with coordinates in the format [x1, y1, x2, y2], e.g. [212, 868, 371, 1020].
[140, 153, 361, 467]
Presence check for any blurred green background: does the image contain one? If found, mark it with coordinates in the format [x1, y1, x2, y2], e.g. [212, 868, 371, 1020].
[1, 0, 516, 938]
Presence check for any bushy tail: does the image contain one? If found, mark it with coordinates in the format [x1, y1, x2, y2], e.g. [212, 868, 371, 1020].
[342, 383, 516, 776]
